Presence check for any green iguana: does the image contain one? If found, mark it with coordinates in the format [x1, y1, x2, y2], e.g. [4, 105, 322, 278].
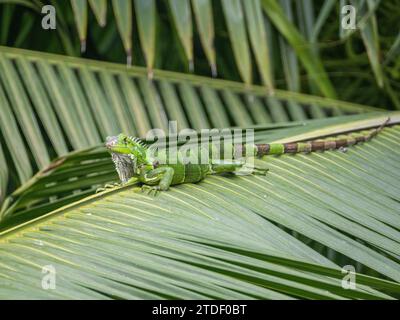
[105, 119, 389, 193]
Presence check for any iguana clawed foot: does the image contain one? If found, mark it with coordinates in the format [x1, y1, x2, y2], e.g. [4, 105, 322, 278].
[238, 159, 269, 176]
[96, 182, 121, 193]
[252, 168, 269, 175]
[141, 185, 160, 196]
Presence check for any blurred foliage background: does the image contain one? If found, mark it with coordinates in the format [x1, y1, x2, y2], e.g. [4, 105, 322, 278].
[1, 0, 399, 108]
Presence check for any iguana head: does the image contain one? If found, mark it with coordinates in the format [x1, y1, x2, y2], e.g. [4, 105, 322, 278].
[106, 134, 148, 165]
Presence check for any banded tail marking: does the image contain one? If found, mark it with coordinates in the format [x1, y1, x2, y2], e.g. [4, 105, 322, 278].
[255, 117, 390, 156]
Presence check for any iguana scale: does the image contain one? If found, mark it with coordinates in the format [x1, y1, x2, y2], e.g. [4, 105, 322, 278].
[105, 119, 389, 193]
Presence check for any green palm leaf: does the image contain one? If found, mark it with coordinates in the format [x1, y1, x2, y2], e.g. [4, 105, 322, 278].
[0, 0, 399, 299]
[1, 113, 400, 299]
[0, 46, 399, 299]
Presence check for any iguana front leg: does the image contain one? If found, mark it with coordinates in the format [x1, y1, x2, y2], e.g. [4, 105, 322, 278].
[140, 167, 175, 192]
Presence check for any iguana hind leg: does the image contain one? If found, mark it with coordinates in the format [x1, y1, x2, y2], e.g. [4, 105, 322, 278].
[230, 157, 269, 176]
[211, 160, 244, 173]
[211, 159, 269, 176]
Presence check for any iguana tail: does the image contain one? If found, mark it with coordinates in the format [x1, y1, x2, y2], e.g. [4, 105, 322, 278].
[252, 117, 390, 156]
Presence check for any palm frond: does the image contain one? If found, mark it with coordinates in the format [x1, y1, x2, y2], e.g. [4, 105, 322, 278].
[0, 112, 395, 228]
[0, 114, 399, 299]
[2, 0, 399, 107]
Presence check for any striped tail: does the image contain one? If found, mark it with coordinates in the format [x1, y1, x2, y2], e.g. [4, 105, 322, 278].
[254, 117, 390, 156]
